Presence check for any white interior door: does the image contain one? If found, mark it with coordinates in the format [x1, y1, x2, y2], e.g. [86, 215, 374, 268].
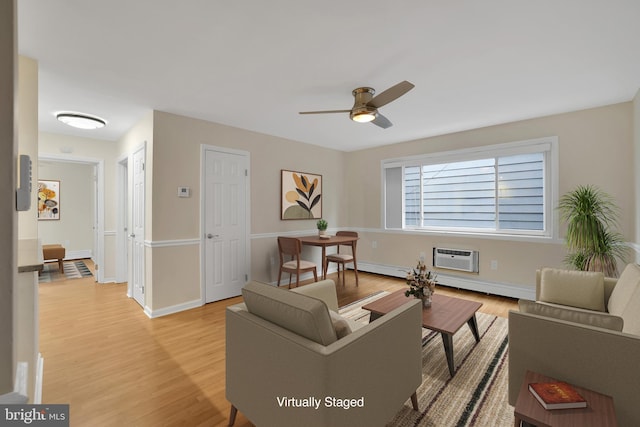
[131, 146, 145, 307]
[116, 158, 129, 285]
[92, 165, 98, 281]
[204, 148, 249, 302]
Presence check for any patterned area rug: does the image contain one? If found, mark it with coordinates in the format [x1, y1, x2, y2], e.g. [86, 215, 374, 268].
[339, 292, 513, 427]
[39, 260, 93, 283]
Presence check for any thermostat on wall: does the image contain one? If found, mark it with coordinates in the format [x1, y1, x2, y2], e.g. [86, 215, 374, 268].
[177, 187, 190, 198]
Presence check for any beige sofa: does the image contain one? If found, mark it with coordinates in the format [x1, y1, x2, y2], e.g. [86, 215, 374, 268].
[509, 264, 640, 426]
[226, 280, 422, 427]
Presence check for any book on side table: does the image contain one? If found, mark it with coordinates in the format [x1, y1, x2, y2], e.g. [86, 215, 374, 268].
[515, 371, 617, 427]
[529, 381, 587, 410]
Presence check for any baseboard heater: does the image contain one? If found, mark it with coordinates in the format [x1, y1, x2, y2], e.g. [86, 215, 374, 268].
[433, 248, 479, 273]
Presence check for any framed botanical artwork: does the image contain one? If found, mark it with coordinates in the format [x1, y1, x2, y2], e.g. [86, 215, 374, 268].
[281, 170, 322, 220]
[38, 180, 60, 220]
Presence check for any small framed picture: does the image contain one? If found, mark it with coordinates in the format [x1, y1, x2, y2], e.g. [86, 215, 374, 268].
[38, 180, 61, 220]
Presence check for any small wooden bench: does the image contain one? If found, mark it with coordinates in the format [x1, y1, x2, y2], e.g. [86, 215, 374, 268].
[42, 244, 66, 273]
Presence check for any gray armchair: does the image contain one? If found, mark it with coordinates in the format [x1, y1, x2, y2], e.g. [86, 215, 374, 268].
[226, 280, 422, 427]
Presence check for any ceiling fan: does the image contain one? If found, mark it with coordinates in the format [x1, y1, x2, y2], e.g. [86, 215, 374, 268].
[299, 80, 415, 129]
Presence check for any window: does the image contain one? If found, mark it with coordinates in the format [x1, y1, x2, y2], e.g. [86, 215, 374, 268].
[383, 137, 557, 238]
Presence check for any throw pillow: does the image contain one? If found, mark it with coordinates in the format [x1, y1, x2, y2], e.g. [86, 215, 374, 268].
[539, 268, 605, 312]
[620, 286, 640, 335]
[608, 263, 640, 316]
[329, 310, 353, 339]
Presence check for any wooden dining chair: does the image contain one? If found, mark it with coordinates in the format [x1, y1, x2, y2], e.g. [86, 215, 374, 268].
[324, 231, 359, 287]
[277, 237, 318, 288]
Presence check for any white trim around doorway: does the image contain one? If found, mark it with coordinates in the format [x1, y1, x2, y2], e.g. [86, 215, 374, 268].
[199, 144, 251, 305]
[38, 153, 105, 283]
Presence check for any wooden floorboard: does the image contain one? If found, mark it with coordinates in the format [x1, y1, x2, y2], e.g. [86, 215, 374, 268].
[39, 262, 517, 426]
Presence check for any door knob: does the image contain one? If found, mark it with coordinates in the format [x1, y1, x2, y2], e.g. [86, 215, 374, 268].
[207, 234, 219, 239]
[129, 233, 136, 238]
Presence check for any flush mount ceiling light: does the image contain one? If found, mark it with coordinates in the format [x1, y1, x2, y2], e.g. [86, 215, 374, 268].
[56, 112, 107, 130]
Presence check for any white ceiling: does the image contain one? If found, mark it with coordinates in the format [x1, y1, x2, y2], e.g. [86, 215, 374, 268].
[17, 1, 640, 152]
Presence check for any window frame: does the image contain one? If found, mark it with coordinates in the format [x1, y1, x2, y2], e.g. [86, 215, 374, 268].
[381, 137, 559, 240]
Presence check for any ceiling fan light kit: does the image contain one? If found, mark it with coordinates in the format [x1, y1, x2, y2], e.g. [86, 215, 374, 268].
[350, 108, 377, 123]
[56, 112, 107, 130]
[299, 81, 414, 129]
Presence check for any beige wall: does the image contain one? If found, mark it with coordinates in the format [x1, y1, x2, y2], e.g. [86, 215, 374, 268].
[634, 89, 640, 259]
[24, 98, 635, 315]
[345, 102, 635, 288]
[146, 111, 345, 310]
[125, 102, 635, 312]
[17, 56, 38, 240]
[39, 133, 120, 230]
[151, 111, 346, 238]
[13, 54, 39, 400]
[0, 0, 16, 395]
[38, 161, 95, 252]
[28, 100, 637, 314]
[117, 111, 153, 239]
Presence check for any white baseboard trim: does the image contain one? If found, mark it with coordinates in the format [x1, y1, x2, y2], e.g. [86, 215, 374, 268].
[144, 299, 203, 318]
[356, 261, 535, 300]
[62, 249, 92, 260]
[267, 262, 534, 300]
[34, 353, 43, 404]
[13, 362, 27, 396]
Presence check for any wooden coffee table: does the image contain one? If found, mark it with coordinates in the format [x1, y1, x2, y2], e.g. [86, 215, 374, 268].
[363, 289, 482, 376]
[514, 370, 618, 426]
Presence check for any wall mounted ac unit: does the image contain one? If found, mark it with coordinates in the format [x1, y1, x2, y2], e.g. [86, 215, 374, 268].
[433, 248, 479, 273]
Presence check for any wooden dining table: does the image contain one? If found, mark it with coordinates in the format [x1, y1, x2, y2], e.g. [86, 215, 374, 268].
[298, 234, 359, 280]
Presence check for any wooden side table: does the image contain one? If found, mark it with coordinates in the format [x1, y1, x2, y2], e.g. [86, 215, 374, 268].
[514, 370, 617, 427]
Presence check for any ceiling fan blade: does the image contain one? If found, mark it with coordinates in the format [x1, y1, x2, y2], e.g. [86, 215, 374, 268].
[367, 81, 415, 109]
[299, 109, 351, 115]
[371, 113, 393, 129]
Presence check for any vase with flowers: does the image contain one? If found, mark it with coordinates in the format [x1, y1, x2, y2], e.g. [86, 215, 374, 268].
[405, 260, 437, 308]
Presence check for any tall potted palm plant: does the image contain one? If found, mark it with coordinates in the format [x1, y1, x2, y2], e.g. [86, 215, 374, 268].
[558, 185, 626, 277]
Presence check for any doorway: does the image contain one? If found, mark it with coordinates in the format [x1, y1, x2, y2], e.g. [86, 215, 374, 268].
[201, 145, 250, 303]
[116, 145, 145, 307]
[38, 154, 104, 283]
[130, 145, 146, 307]
[116, 155, 129, 285]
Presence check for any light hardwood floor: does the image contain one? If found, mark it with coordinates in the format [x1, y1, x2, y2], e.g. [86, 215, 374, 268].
[39, 261, 517, 426]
